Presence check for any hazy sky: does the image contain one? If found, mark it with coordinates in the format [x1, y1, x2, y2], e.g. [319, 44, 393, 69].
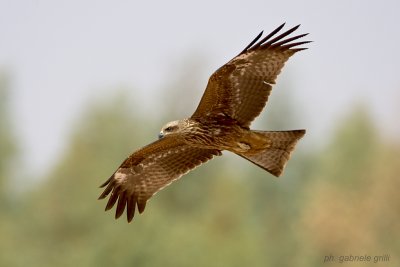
[1, 0, 399, 175]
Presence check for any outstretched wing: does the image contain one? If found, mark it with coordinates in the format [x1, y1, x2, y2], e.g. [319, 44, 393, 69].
[191, 23, 310, 127]
[98, 136, 221, 222]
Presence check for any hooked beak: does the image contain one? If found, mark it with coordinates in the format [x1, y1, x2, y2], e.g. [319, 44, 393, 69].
[158, 132, 164, 139]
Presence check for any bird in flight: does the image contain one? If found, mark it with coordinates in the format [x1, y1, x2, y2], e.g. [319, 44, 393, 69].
[99, 23, 310, 222]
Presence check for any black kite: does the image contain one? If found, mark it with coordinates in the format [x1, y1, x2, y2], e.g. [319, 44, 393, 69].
[99, 23, 310, 222]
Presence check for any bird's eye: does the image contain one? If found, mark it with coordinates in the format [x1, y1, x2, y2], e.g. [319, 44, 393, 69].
[165, 126, 172, 131]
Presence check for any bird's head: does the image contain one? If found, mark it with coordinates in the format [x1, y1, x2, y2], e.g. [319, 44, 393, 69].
[158, 120, 183, 139]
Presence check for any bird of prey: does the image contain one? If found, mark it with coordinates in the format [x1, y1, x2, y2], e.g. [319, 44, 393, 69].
[99, 23, 310, 222]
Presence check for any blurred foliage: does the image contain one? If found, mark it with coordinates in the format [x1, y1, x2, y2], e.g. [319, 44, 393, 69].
[0, 72, 18, 202]
[299, 107, 400, 265]
[0, 67, 399, 267]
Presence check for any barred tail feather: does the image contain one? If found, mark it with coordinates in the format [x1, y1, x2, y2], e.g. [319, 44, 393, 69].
[238, 130, 305, 177]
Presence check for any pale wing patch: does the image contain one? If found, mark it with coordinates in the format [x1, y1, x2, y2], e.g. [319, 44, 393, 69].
[99, 140, 221, 222]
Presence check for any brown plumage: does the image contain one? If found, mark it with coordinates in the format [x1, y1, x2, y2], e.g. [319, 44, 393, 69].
[99, 23, 310, 222]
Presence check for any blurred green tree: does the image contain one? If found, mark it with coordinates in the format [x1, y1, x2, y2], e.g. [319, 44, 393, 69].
[2, 59, 397, 267]
[0, 72, 18, 203]
[0, 72, 21, 266]
[241, 77, 315, 266]
[298, 106, 400, 266]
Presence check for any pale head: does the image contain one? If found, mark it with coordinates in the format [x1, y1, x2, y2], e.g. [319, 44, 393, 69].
[158, 119, 192, 139]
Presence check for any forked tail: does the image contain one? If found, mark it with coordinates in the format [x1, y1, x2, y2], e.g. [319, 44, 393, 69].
[237, 130, 305, 177]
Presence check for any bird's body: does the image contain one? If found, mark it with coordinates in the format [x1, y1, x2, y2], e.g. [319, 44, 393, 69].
[164, 116, 255, 152]
[99, 23, 310, 222]
[173, 117, 270, 154]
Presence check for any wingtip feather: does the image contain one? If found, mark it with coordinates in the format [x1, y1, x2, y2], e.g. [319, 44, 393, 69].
[239, 30, 264, 54]
[99, 176, 113, 188]
[137, 200, 147, 214]
[115, 191, 127, 219]
[98, 180, 116, 200]
[126, 195, 136, 222]
[239, 23, 310, 53]
[105, 187, 120, 211]
[282, 41, 312, 51]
